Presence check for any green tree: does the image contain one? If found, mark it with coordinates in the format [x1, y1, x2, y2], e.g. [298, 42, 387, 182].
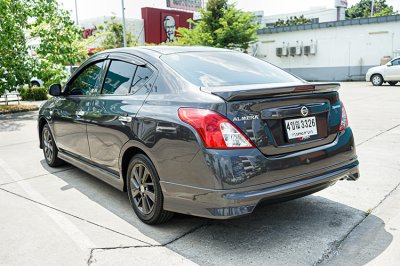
[177, 0, 259, 51]
[273, 15, 313, 27]
[29, 0, 88, 86]
[0, 0, 87, 92]
[0, 0, 33, 95]
[98, 17, 136, 49]
[346, 0, 397, 19]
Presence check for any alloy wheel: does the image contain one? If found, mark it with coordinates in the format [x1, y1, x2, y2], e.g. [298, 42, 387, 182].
[43, 128, 54, 162]
[129, 163, 156, 215]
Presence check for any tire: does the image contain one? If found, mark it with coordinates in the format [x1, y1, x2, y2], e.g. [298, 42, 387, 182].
[371, 74, 384, 86]
[127, 154, 173, 224]
[388, 81, 398, 86]
[41, 124, 65, 167]
[31, 81, 40, 87]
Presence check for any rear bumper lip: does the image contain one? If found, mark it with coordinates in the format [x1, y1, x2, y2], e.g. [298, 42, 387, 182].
[161, 159, 359, 219]
[223, 159, 359, 200]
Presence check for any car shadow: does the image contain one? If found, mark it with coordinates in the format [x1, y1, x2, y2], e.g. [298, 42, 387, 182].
[47, 161, 392, 265]
[0, 111, 37, 132]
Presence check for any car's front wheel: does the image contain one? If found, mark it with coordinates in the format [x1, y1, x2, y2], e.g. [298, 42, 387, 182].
[371, 74, 384, 86]
[42, 124, 64, 167]
[127, 154, 173, 224]
[388, 81, 398, 86]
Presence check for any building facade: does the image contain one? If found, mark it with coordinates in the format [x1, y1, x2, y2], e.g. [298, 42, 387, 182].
[255, 15, 400, 81]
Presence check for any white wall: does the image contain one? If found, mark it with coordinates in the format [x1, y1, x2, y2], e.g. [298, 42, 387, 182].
[255, 20, 400, 80]
[262, 8, 338, 25]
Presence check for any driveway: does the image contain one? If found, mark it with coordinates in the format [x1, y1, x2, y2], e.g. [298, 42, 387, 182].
[0, 82, 399, 265]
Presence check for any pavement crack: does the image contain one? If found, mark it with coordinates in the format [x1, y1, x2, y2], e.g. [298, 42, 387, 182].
[86, 222, 209, 264]
[314, 180, 400, 265]
[356, 123, 400, 147]
[0, 187, 154, 247]
[87, 245, 151, 265]
[163, 222, 210, 246]
[313, 213, 368, 265]
[0, 167, 74, 187]
[87, 249, 95, 265]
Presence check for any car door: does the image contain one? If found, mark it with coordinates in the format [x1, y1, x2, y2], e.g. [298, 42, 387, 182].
[384, 58, 400, 81]
[52, 58, 106, 160]
[86, 53, 156, 174]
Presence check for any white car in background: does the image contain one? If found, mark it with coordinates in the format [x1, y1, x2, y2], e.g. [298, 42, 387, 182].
[30, 66, 79, 87]
[30, 77, 44, 87]
[366, 57, 400, 86]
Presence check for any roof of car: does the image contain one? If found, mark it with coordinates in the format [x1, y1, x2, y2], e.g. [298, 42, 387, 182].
[107, 46, 233, 56]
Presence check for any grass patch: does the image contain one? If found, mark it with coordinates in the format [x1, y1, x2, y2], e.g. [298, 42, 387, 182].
[0, 104, 39, 115]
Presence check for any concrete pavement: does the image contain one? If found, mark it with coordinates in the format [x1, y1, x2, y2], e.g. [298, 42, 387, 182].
[0, 82, 399, 265]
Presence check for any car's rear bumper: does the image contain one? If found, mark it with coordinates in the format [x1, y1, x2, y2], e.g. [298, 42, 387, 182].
[161, 158, 359, 219]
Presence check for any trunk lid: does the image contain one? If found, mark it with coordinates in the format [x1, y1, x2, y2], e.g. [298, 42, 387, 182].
[202, 82, 343, 155]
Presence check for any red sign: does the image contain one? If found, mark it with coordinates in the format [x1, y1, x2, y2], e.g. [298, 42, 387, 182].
[141, 7, 193, 44]
[83, 27, 97, 39]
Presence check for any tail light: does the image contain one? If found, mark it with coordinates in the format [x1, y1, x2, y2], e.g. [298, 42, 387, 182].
[178, 108, 255, 149]
[338, 102, 349, 131]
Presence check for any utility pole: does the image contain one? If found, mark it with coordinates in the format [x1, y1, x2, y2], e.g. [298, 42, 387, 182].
[74, 0, 79, 25]
[371, 0, 375, 17]
[121, 0, 127, 47]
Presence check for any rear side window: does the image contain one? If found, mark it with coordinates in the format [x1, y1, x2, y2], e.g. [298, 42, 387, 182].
[103, 61, 137, 95]
[131, 66, 153, 93]
[161, 52, 300, 87]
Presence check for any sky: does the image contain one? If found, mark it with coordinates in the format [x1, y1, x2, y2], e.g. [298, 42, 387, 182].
[59, 0, 400, 21]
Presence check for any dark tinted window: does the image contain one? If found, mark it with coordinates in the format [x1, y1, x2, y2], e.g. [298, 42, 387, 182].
[161, 52, 300, 87]
[103, 61, 137, 95]
[131, 66, 153, 93]
[68, 62, 103, 95]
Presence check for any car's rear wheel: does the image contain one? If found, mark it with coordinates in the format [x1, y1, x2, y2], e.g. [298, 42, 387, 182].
[388, 81, 398, 86]
[127, 154, 173, 224]
[371, 74, 384, 86]
[42, 124, 64, 167]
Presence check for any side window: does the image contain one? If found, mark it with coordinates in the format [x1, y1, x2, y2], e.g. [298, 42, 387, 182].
[392, 59, 400, 66]
[131, 66, 153, 93]
[68, 62, 103, 96]
[102, 61, 137, 95]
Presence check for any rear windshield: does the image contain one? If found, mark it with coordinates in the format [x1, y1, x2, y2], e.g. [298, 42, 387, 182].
[161, 51, 300, 87]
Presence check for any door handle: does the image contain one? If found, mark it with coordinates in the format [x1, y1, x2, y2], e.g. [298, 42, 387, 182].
[76, 110, 85, 116]
[118, 116, 132, 123]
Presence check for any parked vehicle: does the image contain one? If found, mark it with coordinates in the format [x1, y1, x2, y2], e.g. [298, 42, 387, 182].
[30, 77, 44, 87]
[30, 66, 78, 88]
[366, 56, 400, 86]
[38, 47, 359, 224]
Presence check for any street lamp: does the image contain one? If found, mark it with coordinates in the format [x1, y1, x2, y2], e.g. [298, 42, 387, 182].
[74, 0, 79, 25]
[121, 0, 127, 47]
[371, 0, 375, 16]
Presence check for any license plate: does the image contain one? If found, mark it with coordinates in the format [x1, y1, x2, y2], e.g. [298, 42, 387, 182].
[285, 116, 318, 140]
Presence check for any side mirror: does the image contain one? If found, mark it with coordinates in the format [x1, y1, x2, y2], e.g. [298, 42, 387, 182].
[48, 83, 62, 96]
[386, 62, 393, 67]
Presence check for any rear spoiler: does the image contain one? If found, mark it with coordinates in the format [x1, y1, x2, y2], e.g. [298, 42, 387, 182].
[201, 82, 340, 101]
